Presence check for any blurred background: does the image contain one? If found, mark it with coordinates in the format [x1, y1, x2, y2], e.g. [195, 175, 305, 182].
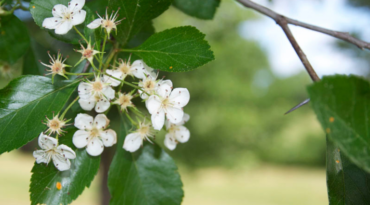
[2, 0, 370, 204]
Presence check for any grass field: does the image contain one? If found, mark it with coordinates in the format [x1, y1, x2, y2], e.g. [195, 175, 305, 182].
[0, 151, 328, 205]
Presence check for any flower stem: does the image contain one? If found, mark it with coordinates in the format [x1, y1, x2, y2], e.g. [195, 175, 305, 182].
[125, 112, 137, 126]
[91, 63, 99, 72]
[99, 34, 107, 71]
[73, 26, 88, 43]
[65, 72, 94, 76]
[60, 96, 80, 119]
[104, 72, 151, 96]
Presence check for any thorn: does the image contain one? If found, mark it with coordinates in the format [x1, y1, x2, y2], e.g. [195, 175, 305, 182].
[284, 98, 310, 115]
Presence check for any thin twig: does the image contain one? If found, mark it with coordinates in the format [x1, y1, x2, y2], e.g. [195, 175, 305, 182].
[237, 0, 370, 50]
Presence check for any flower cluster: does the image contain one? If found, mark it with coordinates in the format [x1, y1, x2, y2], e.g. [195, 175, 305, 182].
[34, 0, 192, 172]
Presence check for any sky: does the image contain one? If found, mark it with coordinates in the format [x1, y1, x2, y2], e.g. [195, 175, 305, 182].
[238, 0, 370, 78]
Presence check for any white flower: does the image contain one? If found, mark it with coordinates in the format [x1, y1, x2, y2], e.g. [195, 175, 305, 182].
[164, 113, 190, 150]
[87, 8, 124, 37]
[42, 0, 86, 35]
[33, 133, 76, 171]
[40, 51, 70, 79]
[103, 59, 155, 87]
[0, 61, 14, 79]
[113, 92, 134, 112]
[73, 114, 117, 156]
[146, 84, 190, 130]
[78, 76, 115, 113]
[123, 121, 154, 152]
[138, 76, 172, 99]
[75, 41, 100, 64]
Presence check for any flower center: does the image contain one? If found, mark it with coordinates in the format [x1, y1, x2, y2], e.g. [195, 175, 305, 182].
[92, 81, 103, 92]
[162, 98, 173, 108]
[2, 64, 10, 72]
[119, 95, 131, 106]
[168, 125, 180, 133]
[83, 49, 93, 59]
[144, 80, 156, 91]
[118, 63, 131, 74]
[103, 20, 115, 29]
[49, 119, 61, 130]
[52, 61, 63, 73]
[90, 127, 100, 138]
[138, 125, 150, 137]
[63, 12, 72, 21]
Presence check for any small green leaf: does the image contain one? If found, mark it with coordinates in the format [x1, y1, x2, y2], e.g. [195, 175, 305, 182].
[108, 114, 184, 205]
[108, 0, 172, 45]
[308, 75, 370, 173]
[30, 128, 100, 205]
[173, 0, 220, 20]
[326, 136, 370, 204]
[0, 76, 78, 154]
[127, 26, 214, 72]
[0, 15, 30, 64]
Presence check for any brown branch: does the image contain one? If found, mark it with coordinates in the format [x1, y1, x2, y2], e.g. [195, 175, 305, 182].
[237, 0, 370, 50]
[237, 0, 320, 81]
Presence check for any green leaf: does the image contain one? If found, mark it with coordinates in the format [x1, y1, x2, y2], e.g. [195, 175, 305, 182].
[126, 22, 155, 48]
[127, 26, 214, 72]
[173, 0, 220, 20]
[0, 15, 30, 64]
[30, 128, 100, 205]
[23, 39, 49, 75]
[108, 114, 184, 205]
[326, 136, 370, 204]
[108, 0, 172, 45]
[30, 0, 94, 44]
[308, 75, 370, 173]
[0, 76, 78, 154]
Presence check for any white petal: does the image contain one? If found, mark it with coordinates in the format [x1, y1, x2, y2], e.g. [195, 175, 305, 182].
[103, 69, 122, 87]
[56, 144, 76, 159]
[99, 129, 117, 147]
[94, 114, 109, 129]
[71, 9, 86, 25]
[145, 95, 161, 114]
[68, 0, 85, 11]
[87, 18, 102, 29]
[169, 88, 190, 108]
[131, 60, 146, 79]
[102, 86, 115, 99]
[78, 82, 92, 99]
[52, 4, 67, 18]
[52, 154, 71, 171]
[175, 126, 190, 143]
[143, 62, 157, 78]
[78, 97, 96, 111]
[164, 133, 177, 151]
[123, 133, 142, 152]
[151, 111, 165, 130]
[138, 89, 148, 99]
[86, 137, 104, 156]
[166, 107, 184, 124]
[156, 83, 172, 98]
[72, 130, 90, 148]
[42, 17, 62, 29]
[182, 113, 190, 123]
[158, 79, 173, 88]
[95, 98, 110, 113]
[33, 150, 49, 164]
[38, 133, 58, 150]
[55, 21, 73, 35]
[74, 113, 93, 130]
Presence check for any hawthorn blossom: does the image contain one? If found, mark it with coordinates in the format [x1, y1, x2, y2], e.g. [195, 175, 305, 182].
[44, 113, 68, 136]
[138, 76, 172, 99]
[87, 8, 124, 37]
[146, 84, 190, 130]
[75, 41, 100, 64]
[164, 113, 190, 150]
[123, 121, 154, 152]
[42, 0, 86, 35]
[33, 133, 76, 171]
[78, 76, 115, 113]
[73, 114, 117, 156]
[0, 61, 13, 79]
[113, 92, 134, 112]
[104, 59, 155, 87]
[39, 51, 69, 79]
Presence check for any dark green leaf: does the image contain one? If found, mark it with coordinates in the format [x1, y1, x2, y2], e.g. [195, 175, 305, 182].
[23, 39, 49, 75]
[126, 22, 155, 48]
[173, 0, 220, 20]
[30, 128, 100, 205]
[127, 26, 214, 72]
[108, 0, 172, 45]
[0, 15, 30, 64]
[326, 136, 370, 204]
[0, 76, 78, 154]
[308, 75, 370, 173]
[108, 114, 184, 205]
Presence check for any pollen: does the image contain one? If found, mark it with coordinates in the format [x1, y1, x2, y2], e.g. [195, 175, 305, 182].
[326, 128, 331, 134]
[32, 5, 35, 8]
[169, 66, 173, 69]
[329, 117, 334, 122]
[335, 160, 340, 164]
[56, 182, 62, 190]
